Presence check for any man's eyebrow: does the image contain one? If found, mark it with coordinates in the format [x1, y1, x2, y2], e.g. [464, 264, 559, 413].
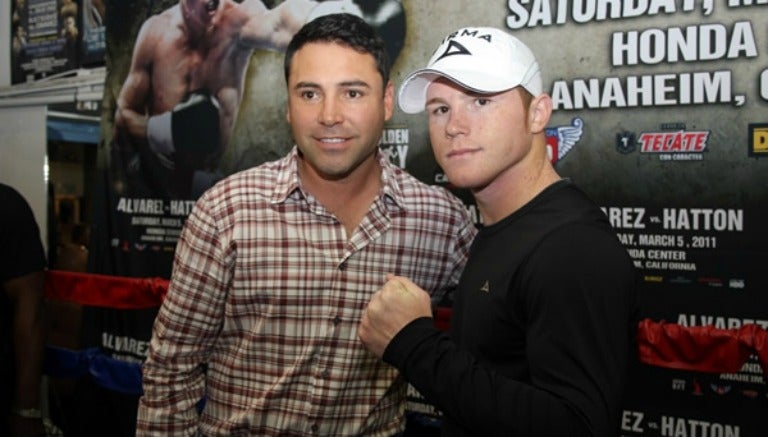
[425, 96, 447, 107]
[293, 80, 371, 89]
[338, 80, 371, 88]
[294, 81, 320, 90]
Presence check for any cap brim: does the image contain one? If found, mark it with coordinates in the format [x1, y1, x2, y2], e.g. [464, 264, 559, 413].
[397, 68, 522, 114]
[397, 70, 440, 114]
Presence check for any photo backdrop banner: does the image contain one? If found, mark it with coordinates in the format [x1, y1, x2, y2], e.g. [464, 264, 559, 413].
[86, 1, 767, 435]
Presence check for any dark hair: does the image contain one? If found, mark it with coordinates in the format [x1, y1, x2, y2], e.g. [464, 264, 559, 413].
[284, 13, 390, 88]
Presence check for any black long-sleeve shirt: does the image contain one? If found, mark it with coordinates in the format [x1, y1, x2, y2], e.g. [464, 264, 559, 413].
[384, 180, 638, 436]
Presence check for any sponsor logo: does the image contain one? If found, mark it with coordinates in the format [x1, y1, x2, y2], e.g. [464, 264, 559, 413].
[615, 131, 636, 154]
[747, 123, 768, 157]
[616, 123, 710, 161]
[671, 379, 686, 391]
[692, 378, 703, 396]
[709, 383, 732, 395]
[697, 276, 723, 287]
[545, 117, 584, 164]
[669, 275, 693, 285]
[639, 130, 709, 153]
[741, 389, 759, 399]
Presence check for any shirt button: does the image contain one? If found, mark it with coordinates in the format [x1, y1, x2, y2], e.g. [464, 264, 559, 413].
[310, 423, 319, 433]
[321, 369, 330, 378]
[332, 315, 341, 325]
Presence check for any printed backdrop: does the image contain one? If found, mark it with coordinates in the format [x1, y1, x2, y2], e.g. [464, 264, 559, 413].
[69, 0, 768, 435]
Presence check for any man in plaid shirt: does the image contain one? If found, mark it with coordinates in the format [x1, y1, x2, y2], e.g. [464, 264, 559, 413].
[136, 13, 476, 436]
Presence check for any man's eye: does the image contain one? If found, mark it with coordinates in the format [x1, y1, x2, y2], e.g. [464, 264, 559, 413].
[301, 91, 316, 99]
[475, 98, 490, 106]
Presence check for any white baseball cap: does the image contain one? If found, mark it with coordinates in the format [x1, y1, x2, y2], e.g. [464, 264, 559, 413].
[398, 27, 542, 114]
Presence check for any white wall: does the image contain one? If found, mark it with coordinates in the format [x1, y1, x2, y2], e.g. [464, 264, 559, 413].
[0, 105, 50, 253]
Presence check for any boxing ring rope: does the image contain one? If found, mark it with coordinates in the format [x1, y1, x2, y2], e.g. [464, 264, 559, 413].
[45, 270, 168, 310]
[637, 319, 768, 375]
[44, 270, 168, 395]
[43, 270, 768, 397]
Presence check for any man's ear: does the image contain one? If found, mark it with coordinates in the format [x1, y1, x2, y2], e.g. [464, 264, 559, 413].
[529, 94, 553, 134]
[383, 81, 395, 121]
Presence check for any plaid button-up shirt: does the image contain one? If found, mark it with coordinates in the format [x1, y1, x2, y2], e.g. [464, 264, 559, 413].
[136, 148, 476, 436]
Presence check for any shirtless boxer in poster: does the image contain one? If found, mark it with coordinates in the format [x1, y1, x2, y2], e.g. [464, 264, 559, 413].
[114, 0, 365, 198]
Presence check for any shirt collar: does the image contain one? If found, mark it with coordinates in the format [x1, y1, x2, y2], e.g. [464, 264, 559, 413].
[270, 146, 406, 212]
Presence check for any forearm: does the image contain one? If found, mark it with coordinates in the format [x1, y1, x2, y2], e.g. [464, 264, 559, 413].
[13, 313, 44, 409]
[114, 105, 149, 143]
[136, 285, 219, 434]
[384, 319, 587, 436]
[9, 274, 45, 409]
[136, 349, 205, 436]
[136, 300, 211, 435]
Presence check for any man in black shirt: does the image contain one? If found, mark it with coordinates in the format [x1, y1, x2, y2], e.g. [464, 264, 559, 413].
[359, 27, 637, 436]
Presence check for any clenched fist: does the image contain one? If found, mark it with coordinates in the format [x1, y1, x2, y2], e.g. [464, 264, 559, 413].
[358, 274, 432, 358]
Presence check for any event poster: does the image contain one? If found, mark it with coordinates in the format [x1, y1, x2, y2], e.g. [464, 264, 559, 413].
[10, 0, 81, 83]
[83, 1, 767, 435]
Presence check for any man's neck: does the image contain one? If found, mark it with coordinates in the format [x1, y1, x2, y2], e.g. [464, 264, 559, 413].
[474, 146, 560, 226]
[298, 155, 383, 237]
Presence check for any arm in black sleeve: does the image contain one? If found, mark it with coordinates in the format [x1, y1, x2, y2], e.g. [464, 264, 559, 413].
[383, 224, 636, 436]
[384, 318, 582, 437]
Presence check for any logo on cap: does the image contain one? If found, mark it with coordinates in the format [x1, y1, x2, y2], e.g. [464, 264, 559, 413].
[434, 40, 472, 63]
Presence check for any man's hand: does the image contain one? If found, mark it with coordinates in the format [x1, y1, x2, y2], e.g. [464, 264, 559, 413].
[358, 275, 432, 358]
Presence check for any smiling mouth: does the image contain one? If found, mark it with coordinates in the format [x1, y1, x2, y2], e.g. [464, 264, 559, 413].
[318, 137, 347, 143]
